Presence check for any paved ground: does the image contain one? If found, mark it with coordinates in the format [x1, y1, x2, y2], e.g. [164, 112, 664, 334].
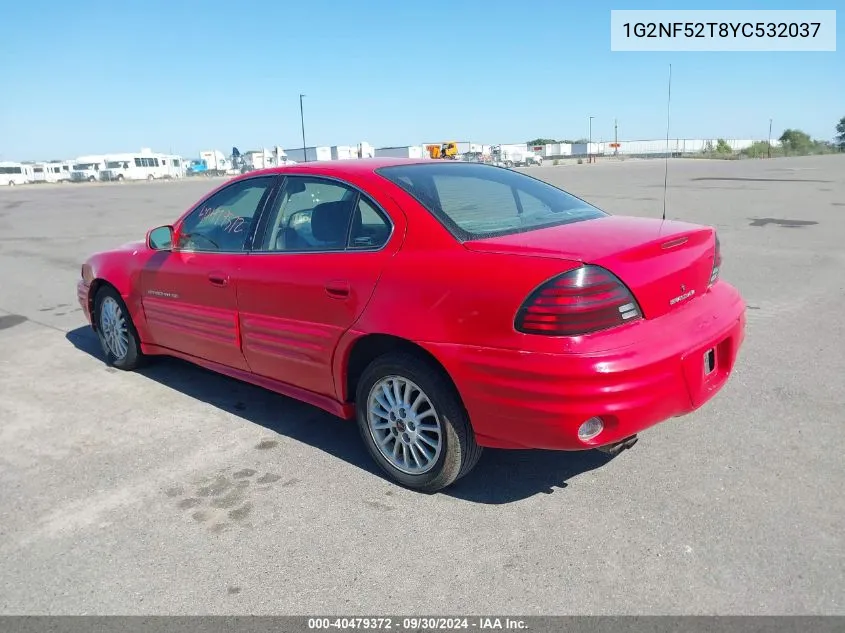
[0, 156, 843, 615]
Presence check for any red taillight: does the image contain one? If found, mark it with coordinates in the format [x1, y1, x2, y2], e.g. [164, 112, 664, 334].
[709, 234, 721, 286]
[515, 265, 643, 336]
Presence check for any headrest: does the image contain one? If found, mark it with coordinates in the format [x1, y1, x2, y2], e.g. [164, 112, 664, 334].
[311, 201, 353, 244]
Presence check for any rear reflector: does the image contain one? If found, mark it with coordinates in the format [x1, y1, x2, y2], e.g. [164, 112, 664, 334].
[578, 417, 604, 441]
[515, 265, 643, 336]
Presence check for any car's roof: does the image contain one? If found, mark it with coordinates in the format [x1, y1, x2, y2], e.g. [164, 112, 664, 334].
[240, 157, 440, 178]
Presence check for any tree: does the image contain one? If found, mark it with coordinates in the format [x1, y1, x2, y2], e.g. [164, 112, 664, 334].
[836, 117, 845, 150]
[527, 138, 557, 146]
[779, 129, 814, 154]
[715, 138, 732, 154]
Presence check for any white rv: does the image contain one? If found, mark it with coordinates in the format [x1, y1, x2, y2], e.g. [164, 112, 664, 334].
[71, 156, 106, 182]
[0, 162, 34, 187]
[100, 150, 169, 181]
[33, 162, 72, 183]
[161, 155, 185, 179]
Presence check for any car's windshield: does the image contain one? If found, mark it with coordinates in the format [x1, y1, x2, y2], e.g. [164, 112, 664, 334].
[377, 162, 607, 240]
[106, 161, 126, 169]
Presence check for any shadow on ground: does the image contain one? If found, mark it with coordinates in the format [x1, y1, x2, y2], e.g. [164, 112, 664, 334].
[67, 326, 617, 504]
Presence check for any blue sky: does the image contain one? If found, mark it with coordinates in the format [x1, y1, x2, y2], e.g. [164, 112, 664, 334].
[1, 0, 841, 160]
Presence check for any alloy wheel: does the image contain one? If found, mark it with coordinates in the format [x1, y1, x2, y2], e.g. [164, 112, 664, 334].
[99, 296, 129, 360]
[367, 376, 443, 475]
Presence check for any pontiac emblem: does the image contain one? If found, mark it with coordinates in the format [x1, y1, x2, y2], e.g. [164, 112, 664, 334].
[670, 283, 695, 306]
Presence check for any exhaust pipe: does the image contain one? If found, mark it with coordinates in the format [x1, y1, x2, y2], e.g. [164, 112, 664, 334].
[596, 434, 639, 456]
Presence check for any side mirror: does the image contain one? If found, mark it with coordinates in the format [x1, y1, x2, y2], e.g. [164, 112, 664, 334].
[147, 225, 174, 251]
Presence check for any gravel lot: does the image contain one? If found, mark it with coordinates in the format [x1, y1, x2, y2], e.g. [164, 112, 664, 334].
[0, 156, 843, 615]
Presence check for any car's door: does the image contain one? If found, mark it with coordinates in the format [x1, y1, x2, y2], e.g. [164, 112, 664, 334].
[139, 175, 278, 370]
[236, 174, 402, 398]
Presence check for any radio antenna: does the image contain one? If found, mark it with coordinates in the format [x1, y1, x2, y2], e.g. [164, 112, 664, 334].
[662, 63, 672, 221]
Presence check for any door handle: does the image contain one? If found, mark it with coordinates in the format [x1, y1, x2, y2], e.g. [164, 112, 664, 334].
[208, 272, 229, 287]
[325, 280, 350, 299]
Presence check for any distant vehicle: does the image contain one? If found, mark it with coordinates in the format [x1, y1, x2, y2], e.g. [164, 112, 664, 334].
[0, 162, 34, 186]
[162, 155, 185, 179]
[491, 145, 542, 167]
[187, 159, 208, 175]
[189, 150, 238, 177]
[100, 152, 169, 181]
[426, 142, 459, 159]
[357, 142, 375, 159]
[461, 151, 487, 163]
[71, 158, 106, 182]
[76, 159, 746, 493]
[374, 146, 427, 159]
[32, 162, 72, 183]
[241, 147, 297, 172]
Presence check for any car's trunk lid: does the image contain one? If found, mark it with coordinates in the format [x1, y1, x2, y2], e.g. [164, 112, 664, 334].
[463, 216, 717, 319]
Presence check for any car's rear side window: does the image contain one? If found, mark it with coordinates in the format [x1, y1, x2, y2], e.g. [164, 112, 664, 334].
[377, 162, 607, 241]
[256, 176, 392, 253]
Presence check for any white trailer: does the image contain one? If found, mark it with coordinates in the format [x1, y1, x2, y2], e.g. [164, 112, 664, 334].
[374, 145, 427, 159]
[0, 162, 34, 187]
[100, 149, 170, 181]
[283, 146, 332, 162]
[331, 145, 357, 160]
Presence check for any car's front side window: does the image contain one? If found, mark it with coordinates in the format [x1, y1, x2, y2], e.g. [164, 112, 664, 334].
[176, 176, 275, 252]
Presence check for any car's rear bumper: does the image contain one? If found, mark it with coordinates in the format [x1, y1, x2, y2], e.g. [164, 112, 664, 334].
[423, 281, 746, 450]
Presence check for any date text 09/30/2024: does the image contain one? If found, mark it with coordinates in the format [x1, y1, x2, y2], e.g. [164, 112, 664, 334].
[308, 617, 528, 630]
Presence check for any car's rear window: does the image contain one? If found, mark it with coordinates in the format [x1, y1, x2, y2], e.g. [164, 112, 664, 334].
[376, 162, 607, 240]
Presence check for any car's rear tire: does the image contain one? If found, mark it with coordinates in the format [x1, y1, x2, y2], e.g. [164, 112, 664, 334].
[94, 286, 144, 370]
[355, 352, 482, 493]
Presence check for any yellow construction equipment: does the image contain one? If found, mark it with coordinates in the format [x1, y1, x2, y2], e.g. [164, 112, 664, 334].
[426, 141, 459, 159]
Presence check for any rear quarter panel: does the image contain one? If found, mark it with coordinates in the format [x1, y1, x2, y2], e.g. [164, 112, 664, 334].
[339, 178, 735, 407]
[349, 180, 656, 355]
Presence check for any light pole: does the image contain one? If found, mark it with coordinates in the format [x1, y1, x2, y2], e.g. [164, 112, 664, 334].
[767, 118, 773, 159]
[299, 94, 307, 162]
[588, 116, 594, 163]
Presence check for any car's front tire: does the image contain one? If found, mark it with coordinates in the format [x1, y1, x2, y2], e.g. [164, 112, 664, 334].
[94, 286, 144, 370]
[355, 352, 482, 493]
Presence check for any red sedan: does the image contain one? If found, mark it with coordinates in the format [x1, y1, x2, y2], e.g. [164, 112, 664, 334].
[77, 158, 746, 492]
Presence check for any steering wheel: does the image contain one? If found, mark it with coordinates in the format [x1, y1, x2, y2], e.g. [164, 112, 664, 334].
[181, 232, 220, 250]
